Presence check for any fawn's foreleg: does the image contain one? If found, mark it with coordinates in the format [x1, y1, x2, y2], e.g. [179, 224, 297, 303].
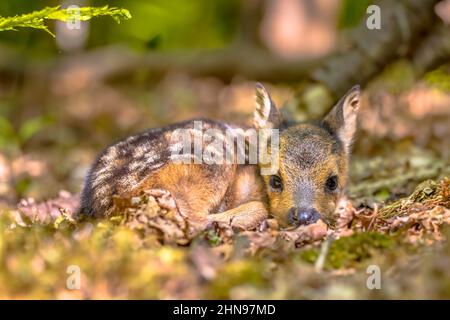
[207, 201, 268, 230]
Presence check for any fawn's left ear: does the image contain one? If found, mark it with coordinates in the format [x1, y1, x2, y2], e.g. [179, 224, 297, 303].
[322, 85, 360, 153]
[254, 83, 282, 129]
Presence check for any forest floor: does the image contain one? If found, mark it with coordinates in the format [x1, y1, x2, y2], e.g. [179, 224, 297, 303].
[1, 71, 450, 299]
[1, 146, 449, 299]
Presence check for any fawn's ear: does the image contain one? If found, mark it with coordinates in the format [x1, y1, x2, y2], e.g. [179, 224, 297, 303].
[322, 85, 360, 152]
[254, 83, 282, 129]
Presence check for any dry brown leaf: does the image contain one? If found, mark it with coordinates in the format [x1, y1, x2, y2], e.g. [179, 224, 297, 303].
[280, 219, 328, 247]
[16, 191, 79, 224]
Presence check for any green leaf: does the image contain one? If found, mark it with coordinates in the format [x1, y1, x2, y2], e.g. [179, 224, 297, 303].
[0, 5, 131, 36]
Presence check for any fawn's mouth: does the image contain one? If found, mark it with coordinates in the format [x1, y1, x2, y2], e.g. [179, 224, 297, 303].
[277, 210, 337, 231]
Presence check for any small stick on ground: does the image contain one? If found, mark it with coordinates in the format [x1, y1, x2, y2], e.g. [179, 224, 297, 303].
[315, 235, 334, 273]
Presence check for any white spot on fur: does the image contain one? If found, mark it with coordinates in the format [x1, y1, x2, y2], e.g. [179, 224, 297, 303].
[144, 151, 159, 164]
[129, 160, 146, 172]
[133, 145, 147, 158]
[169, 141, 184, 154]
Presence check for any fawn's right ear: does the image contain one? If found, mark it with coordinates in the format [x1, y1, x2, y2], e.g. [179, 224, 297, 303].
[254, 83, 282, 129]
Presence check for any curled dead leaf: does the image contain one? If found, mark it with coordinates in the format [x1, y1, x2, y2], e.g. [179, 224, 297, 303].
[280, 219, 328, 247]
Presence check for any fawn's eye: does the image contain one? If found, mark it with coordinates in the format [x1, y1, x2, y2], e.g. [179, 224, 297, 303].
[269, 175, 283, 192]
[325, 175, 338, 192]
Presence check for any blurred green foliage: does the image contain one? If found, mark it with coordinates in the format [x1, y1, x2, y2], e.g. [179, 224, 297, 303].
[338, 0, 371, 29]
[0, 115, 54, 154]
[425, 67, 450, 92]
[301, 232, 396, 269]
[0, 0, 238, 56]
[105, 0, 238, 51]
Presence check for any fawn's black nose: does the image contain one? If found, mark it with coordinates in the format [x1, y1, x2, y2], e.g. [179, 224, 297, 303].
[288, 207, 320, 226]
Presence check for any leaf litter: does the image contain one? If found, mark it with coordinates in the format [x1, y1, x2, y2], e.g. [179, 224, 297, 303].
[0, 176, 448, 298]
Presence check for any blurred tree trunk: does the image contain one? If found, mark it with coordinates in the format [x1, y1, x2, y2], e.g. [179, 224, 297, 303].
[412, 23, 450, 75]
[312, 0, 443, 95]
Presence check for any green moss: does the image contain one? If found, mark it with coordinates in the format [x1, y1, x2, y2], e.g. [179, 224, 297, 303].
[209, 260, 266, 299]
[300, 232, 394, 269]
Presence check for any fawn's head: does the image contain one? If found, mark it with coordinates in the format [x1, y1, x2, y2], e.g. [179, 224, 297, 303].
[254, 83, 360, 228]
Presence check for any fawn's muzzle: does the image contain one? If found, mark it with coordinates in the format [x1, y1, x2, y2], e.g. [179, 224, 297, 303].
[288, 207, 320, 226]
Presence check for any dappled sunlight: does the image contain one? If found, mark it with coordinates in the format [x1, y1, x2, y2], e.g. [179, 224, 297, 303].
[0, 0, 449, 300]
